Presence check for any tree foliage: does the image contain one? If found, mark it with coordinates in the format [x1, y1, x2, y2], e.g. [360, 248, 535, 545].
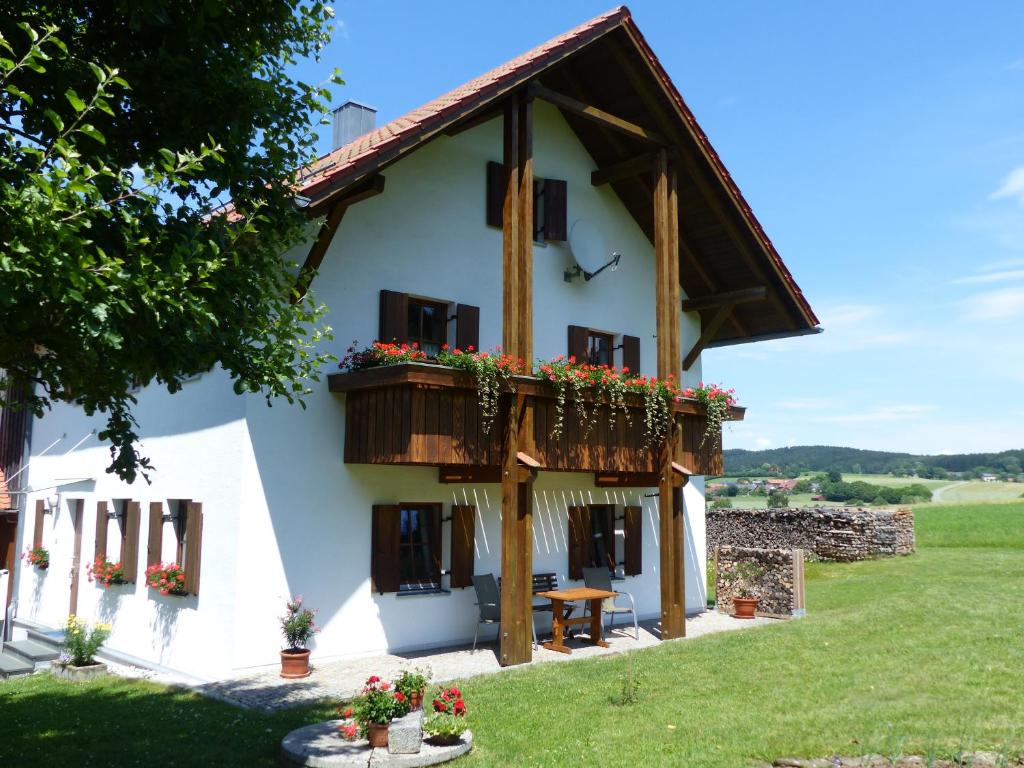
[0, 3, 342, 481]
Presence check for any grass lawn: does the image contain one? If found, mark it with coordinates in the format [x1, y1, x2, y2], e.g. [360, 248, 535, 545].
[934, 481, 1024, 504]
[3, 502, 1023, 767]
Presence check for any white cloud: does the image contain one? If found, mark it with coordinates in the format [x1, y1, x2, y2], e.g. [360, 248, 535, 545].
[749, 303, 919, 356]
[990, 165, 1024, 205]
[811, 404, 935, 424]
[958, 286, 1024, 321]
[952, 269, 1024, 285]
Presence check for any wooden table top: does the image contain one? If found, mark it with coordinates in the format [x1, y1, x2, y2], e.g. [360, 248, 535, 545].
[535, 588, 617, 601]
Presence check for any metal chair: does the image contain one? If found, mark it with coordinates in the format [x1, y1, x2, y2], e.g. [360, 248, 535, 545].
[582, 567, 639, 640]
[471, 573, 537, 652]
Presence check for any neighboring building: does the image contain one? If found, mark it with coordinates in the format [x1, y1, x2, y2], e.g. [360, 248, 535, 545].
[5, 7, 818, 680]
[981, 473, 998, 483]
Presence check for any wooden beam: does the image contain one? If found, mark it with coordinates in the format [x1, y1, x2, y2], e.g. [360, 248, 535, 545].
[438, 465, 501, 484]
[529, 83, 667, 146]
[682, 286, 768, 312]
[306, 173, 386, 218]
[683, 302, 736, 371]
[591, 152, 657, 186]
[293, 174, 386, 301]
[499, 95, 533, 668]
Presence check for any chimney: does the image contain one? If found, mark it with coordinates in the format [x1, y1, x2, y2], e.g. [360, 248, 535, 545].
[332, 101, 377, 150]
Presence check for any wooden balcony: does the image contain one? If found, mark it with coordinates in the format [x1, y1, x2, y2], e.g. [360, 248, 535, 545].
[327, 363, 744, 479]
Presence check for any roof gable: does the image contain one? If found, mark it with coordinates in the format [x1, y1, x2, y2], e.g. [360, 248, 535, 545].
[301, 6, 818, 346]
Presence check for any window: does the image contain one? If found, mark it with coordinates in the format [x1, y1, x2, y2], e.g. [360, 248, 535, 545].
[146, 500, 203, 596]
[398, 504, 442, 590]
[406, 298, 447, 356]
[586, 331, 614, 367]
[588, 505, 616, 573]
[485, 162, 567, 242]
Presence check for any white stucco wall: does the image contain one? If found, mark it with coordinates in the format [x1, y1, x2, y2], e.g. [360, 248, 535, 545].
[16, 102, 710, 679]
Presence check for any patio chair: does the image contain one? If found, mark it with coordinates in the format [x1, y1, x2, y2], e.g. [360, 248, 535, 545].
[471, 573, 537, 652]
[582, 567, 639, 641]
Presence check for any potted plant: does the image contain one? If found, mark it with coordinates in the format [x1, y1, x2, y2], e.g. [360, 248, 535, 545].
[52, 615, 111, 681]
[144, 562, 187, 596]
[22, 546, 49, 570]
[279, 595, 319, 679]
[721, 560, 765, 619]
[393, 666, 431, 710]
[337, 675, 409, 748]
[423, 685, 469, 745]
[87, 555, 126, 588]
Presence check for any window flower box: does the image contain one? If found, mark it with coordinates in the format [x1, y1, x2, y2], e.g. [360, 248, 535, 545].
[145, 562, 188, 596]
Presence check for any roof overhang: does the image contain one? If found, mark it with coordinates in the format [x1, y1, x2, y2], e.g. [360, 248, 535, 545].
[298, 6, 819, 346]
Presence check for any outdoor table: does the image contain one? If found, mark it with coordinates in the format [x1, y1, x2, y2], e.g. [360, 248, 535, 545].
[534, 587, 617, 654]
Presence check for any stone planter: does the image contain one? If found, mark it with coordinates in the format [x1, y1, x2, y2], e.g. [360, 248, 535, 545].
[733, 596, 758, 619]
[52, 662, 107, 681]
[280, 648, 311, 679]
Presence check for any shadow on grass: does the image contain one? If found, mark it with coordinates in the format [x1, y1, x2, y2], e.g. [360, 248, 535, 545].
[0, 673, 333, 768]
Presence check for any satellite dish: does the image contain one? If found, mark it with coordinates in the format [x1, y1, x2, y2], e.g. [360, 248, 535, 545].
[568, 219, 608, 274]
[566, 219, 622, 283]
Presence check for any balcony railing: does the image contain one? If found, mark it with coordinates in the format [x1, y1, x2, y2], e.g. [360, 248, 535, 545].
[327, 362, 744, 478]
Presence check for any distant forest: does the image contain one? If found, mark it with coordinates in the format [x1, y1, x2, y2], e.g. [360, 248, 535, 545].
[722, 445, 1024, 478]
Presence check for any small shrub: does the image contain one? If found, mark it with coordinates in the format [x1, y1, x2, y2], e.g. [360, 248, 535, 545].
[871, 495, 888, 506]
[393, 666, 431, 701]
[61, 615, 111, 667]
[711, 496, 733, 509]
[280, 596, 319, 650]
[424, 685, 469, 743]
[767, 490, 789, 507]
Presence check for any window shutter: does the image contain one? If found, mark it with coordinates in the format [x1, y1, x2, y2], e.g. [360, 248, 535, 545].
[183, 501, 203, 596]
[94, 501, 108, 560]
[147, 502, 163, 568]
[378, 290, 409, 344]
[542, 178, 568, 241]
[567, 505, 590, 580]
[33, 500, 44, 548]
[450, 505, 475, 588]
[455, 304, 480, 352]
[485, 161, 504, 228]
[371, 504, 402, 593]
[623, 505, 642, 576]
[568, 325, 589, 363]
[621, 335, 640, 375]
[595, 506, 614, 570]
[121, 501, 141, 583]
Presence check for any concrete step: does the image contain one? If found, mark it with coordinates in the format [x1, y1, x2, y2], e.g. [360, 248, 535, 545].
[24, 626, 64, 653]
[4, 639, 60, 667]
[0, 651, 34, 679]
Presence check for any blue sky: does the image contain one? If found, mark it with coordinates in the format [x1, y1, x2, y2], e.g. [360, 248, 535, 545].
[294, 1, 1024, 455]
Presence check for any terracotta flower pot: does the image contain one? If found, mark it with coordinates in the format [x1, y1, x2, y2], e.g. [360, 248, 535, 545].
[280, 648, 311, 679]
[366, 722, 389, 748]
[409, 690, 423, 710]
[733, 596, 758, 619]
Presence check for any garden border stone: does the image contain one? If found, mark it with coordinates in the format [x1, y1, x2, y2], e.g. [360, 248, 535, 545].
[281, 720, 472, 768]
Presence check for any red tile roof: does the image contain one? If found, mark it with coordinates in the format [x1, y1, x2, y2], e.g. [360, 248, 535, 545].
[299, 5, 817, 326]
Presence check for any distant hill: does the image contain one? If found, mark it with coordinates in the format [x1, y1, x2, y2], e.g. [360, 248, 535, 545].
[722, 445, 1024, 477]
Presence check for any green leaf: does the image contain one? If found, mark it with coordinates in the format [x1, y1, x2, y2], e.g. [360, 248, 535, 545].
[65, 88, 86, 113]
[76, 124, 105, 144]
[42, 108, 63, 132]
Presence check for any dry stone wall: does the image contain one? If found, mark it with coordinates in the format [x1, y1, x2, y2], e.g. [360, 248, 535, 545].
[715, 546, 805, 618]
[707, 507, 915, 562]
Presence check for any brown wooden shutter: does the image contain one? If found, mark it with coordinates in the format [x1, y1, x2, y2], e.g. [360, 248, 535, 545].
[371, 504, 402, 593]
[32, 500, 44, 548]
[183, 501, 203, 596]
[567, 505, 590, 580]
[542, 178, 568, 241]
[147, 502, 163, 568]
[121, 501, 141, 583]
[485, 161, 504, 228]
[621, 335, 640, 375]
[428, 504, 442, 584]
[623, 505, 642, 576]
[378, 290, 408, 344]
[568, 325, 589, 363]
[450, 504, 475, 588]
[455, 304, 480, 352]
[94, 501, 108, 560]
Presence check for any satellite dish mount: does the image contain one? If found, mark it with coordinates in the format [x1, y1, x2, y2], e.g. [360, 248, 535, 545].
[564, 219, 623, 283]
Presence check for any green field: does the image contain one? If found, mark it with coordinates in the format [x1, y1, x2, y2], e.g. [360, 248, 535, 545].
[3, 502, 1023, 767]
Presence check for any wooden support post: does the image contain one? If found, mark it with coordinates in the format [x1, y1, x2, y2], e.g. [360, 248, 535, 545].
[654, 149, 686, 640]
[499, 92, 534, 667]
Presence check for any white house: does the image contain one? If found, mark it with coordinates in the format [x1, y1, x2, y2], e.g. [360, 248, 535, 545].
[1, 7, 818, 681]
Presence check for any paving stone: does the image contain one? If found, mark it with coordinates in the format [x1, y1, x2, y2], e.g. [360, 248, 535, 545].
[280, 720, 472, 768]
[388, 710, 423, 755]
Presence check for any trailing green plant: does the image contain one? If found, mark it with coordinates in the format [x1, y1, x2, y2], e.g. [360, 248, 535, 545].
[22, 546, 49, 569]
[681, 383, 736, 448]
[436, 345, 524, 435]
[60, 615, 111, 667]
